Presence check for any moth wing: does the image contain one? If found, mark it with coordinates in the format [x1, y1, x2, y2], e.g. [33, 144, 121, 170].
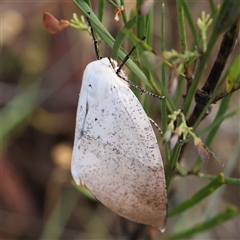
[71, 83, 88, 186]
[117, 85, 167, 231]
[72, 76, 167, 231]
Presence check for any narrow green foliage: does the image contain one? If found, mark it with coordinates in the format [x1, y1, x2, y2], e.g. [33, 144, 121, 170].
[176, 0, 188, 53]
[166, 144, 182, 189]
[198, 109, 239, 137]
[165, 206, 239, 239]
[136, 0, 146, 39]
[98, 0, 104, 22]
[119, 0, 128, 24]
[149, 69, 175, 111]
[208, 0, 215, 14]
[112, 16, 136, 60]
[181, 0, 200, 48]
[161, 3, 170, 161]
[106, 0, 118, 8]
[198, 173, 240, 186]
[168, 173, 225, 217]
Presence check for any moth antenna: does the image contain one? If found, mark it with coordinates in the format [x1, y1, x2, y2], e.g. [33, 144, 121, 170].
[116, 36, 146, 74]
[86, 16, 100, 60]
[149, 117, 163, 136]
[116, 45, 136, 75]
[118, 75, 165, 100]
[115, 37, 164, 99]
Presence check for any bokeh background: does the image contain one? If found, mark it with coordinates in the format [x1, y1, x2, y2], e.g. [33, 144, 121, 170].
[1, 1, 239, 239]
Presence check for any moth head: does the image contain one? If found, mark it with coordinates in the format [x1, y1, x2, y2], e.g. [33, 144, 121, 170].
[108, 57, 128, 81]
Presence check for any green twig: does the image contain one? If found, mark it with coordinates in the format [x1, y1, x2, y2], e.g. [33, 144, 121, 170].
[165, 206, 239, 239]
[168, 173, 225, 217]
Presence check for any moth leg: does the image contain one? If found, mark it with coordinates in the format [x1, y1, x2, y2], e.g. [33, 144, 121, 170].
[149, 117, 163, 136]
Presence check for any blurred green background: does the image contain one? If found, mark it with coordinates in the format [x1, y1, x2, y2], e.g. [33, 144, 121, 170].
[1, 1, 239, 239]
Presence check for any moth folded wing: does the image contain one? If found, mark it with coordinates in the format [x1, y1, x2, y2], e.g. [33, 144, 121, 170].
[116, 86, 168, 232]
[71, 60, 110, 186]
[71, 93, 139, 209]
[71, 59, 167, 231]
[71, 79, 89, 186]
[71, 58, 122, 188]
[76, 86, 167, 231]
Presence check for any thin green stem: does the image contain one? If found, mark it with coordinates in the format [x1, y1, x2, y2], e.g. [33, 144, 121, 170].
[120, 0, 127, 24]
[181, 0, 200, 48]
[208, 0, 215, 14]
[197, 173, 240, 186]
[176, 0, 188, 53]
[165, 206, 239, 240]
[166, 144, 182, 190]
[168, 173, 225, 217]
[136, 0, 145, 39]
[106, 0, 118, 8]
[198, 109, 239, 136]
[150, 70, 175, 112]
[98, 0, 104, 22]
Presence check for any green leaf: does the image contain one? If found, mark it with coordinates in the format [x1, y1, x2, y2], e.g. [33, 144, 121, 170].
[165, 206, 239, 240]
[176, 1, 188, 53]
[136, 0, 146, 39]
[168, 173, 225, 217]
[112, 16, 136, 60]
[181, 0, 200, 48]
[160, 3, 171, 161]
[166, 144, 182, 189]
[119, 0, 128, 24]
[98, 0, 104, 22]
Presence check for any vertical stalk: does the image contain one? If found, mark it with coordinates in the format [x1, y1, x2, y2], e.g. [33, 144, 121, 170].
[176, 0, 188, 53]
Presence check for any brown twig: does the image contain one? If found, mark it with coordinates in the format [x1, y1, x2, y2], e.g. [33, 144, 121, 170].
[184, 62, 193, 92]
[187, 21, 239, 127]
[213, 81, 240, 102]
[202, 22, 239, 95]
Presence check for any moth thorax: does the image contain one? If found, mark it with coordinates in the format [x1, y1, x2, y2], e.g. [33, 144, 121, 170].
[109, 58, 129, 86]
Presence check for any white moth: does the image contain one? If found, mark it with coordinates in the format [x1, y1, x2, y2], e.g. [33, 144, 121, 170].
[71, 57, 167, 232]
